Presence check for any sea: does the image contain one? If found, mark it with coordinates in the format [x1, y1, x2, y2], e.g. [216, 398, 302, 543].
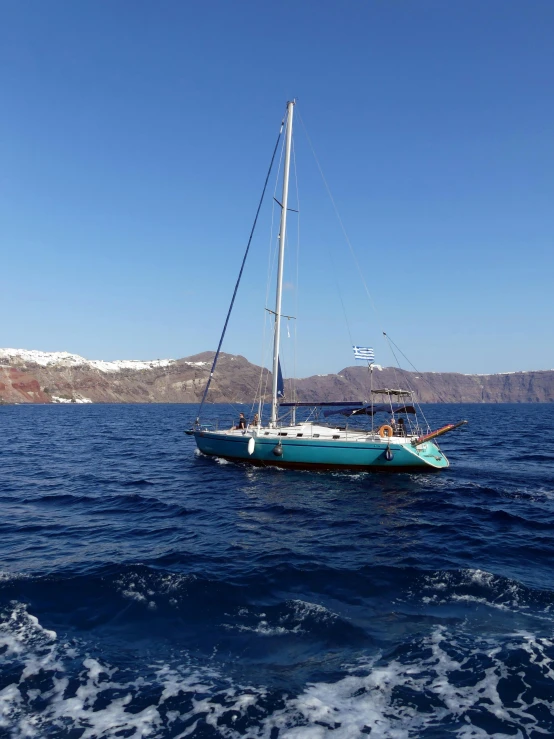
[1, 403, 553, 738]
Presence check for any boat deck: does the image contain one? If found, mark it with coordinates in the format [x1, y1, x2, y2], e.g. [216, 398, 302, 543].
[206, 423, 423, 446]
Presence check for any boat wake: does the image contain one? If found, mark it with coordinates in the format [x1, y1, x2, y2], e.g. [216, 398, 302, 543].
[2, 600, 553, 738]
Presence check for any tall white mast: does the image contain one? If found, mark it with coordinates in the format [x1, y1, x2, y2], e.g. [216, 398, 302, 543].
[270, 100, 295, 427]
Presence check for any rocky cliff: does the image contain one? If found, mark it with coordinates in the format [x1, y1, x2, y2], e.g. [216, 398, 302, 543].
[0, 349, 269, 405]
[293, 366, 554, 404]
[1, 348, 553, 404]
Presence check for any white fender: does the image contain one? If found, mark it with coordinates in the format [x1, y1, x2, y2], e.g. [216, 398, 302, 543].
[247, 437, 255, 455]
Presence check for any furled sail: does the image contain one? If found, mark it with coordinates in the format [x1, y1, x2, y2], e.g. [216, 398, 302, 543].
[277, 359, 285, 398]
[323, 403, 416, 418]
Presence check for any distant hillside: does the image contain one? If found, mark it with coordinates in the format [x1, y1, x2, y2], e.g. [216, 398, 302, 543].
[293, 365, 554, 403]
[0, 349, 266, 404]
[0, 348, 553, 404]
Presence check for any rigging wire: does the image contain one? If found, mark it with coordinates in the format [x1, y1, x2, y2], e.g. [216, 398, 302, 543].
[194, 366, 263, 423]
[297, 109, 438, 433]
[383, 332, 431, 433]
[297, 110, 381, 319]
[195, 111, 286, 424]
[384, 331, 448, 404]
[297, 109, 381, 407]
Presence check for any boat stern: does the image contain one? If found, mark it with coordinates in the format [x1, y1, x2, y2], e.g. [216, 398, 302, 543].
[406, 440, 449, 469]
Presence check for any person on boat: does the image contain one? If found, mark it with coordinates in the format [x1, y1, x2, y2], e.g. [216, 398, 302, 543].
[397, 417, 406, 436]
[252, 413, 259, 426]
[234, 413, 247, 430]
[389, 417, 397, 433]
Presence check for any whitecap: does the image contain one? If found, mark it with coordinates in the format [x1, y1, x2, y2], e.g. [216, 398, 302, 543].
[2, 606, 554, 738]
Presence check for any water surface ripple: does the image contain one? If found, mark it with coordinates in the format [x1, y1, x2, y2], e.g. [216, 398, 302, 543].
[1, 403, 553, 738]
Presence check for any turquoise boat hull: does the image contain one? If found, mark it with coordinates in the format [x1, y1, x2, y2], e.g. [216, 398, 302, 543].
[192, 429, 448, 472]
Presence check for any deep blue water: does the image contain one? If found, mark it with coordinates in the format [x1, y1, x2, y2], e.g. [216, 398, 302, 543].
[1, 403, 553, 738]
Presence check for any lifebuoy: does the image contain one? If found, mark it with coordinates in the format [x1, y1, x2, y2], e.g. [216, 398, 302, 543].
[378, 424, 393, 438]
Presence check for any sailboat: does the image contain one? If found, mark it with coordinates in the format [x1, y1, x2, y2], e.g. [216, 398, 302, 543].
[187, 101, 467, 472]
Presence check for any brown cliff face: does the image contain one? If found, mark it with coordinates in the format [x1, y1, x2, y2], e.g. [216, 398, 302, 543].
[0, 350, 552, 404]
[292, 367, 554, 404]
[0, 367, 51, 404]
[0, 352, 271, 405]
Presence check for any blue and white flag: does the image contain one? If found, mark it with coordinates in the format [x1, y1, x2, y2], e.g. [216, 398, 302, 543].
[353, 346, 375, 362]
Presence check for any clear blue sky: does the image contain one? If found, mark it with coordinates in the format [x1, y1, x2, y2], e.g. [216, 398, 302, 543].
[2, 0, 553, 376]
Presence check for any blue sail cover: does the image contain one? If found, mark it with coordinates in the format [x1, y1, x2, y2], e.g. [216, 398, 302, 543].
[280, 401, 364, 408]
[277, 359, 285, 398]
[323, 403, 416, 418]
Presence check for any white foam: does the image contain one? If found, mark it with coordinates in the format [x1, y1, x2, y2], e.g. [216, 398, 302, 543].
[121, 586, 148, 603]
[462, 568, 495, 587]
[264, 626, 554, 738]
[224, 600, 340, 637]
[3, 604, 554, 738]
[0, 571, 30, 583]
[0, 685, 23, 730]
[289, 599, 338, 623]
[229, 621, 291, 636]
[1, 605, 164, 737]
[412, 569, 554, 622]
[114, 571, 197, 610]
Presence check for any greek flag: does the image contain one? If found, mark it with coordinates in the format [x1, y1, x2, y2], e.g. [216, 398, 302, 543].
[353, 346, 375, 362]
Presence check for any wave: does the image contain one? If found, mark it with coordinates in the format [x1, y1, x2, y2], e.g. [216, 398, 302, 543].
[487, 507, 554, 528]
[2, 563, 553, 635]
[404, 567, 554, 622]
[17, 491, 198, 518]
[121, 479, 156, 486]
[507, 452, 554, 463]
[2, 602, 553, 738]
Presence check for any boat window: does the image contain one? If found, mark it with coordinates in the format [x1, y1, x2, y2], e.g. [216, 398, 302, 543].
[333, 435, 340, 439]
[278, 432, 288, 436]
[313, 434, 320, 438]
[296, 433, 303, 437]
[264, 432, 269, 435]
